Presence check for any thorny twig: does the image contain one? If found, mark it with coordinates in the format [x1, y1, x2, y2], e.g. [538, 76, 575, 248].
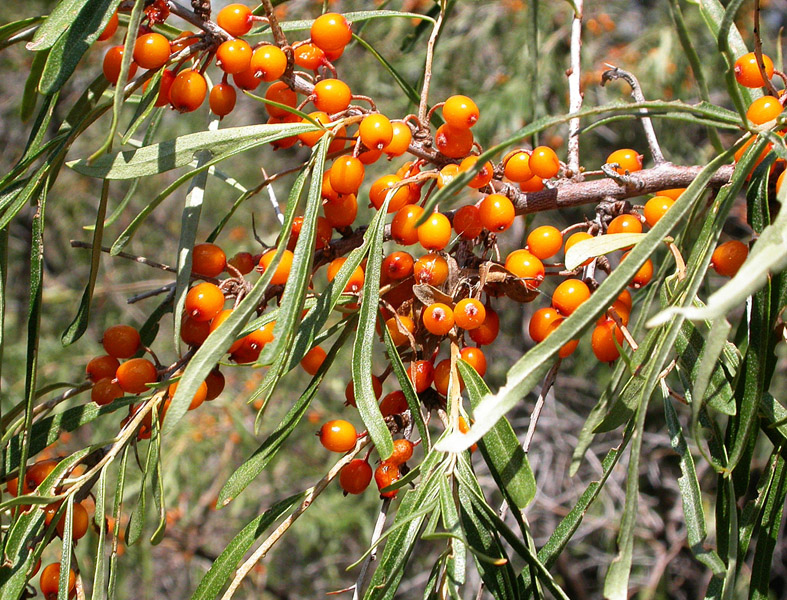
[70, 241, 177, 273]
[753, 0, 779, 98]
[351, 499, 391, 599]
[567, 0, 584, 178]
[523, 360, 561, 453]
[601, 65, 665, 165]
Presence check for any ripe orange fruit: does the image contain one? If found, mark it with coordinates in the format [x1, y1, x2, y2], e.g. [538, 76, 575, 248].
[102, 324, 141, 359]
[258, 249, 294, 285]
[527, 225, 563, 259]
[310, 13, 353, 52]
[115, 358, 157, 394]
[478, 194, 515, 232]
[711, 240, 748, 277]
[169, 69, 207, 112]
[606, 149, 643, 174]
[216, 39, 253, 74]
[734, 52, 775, 88]
[422, 302, 455, 336]
[442, 95, 479, 129]
[216, 4, 253, 37]
[339, 459, 372, 494]
[133, 33, 171, 70]
[319, 419, 357, 452]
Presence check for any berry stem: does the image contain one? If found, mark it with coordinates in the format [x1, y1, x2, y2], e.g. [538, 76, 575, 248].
[601, 66, 665, 165]
[753, 0, 780, 98]
[417, 0, 446, 127]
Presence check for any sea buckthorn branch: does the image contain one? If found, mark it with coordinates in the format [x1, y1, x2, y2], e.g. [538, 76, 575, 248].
[601, 66, 666, 165]
[349, 498, 391, 599]
[221, 438, 371, 600]
[418, 0, 446, 128]
[566, 0, 584, 178]
[166, 0, 229, 40]
[752, 0, 779, 98]
[70, 241, 177, 273]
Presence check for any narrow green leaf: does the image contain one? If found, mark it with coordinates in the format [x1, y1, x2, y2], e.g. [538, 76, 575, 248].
[69, 122, 319, 179]
[90, 470, 108, 600]
[217, 323, 354, 507]
[459, 360, 535, 509]
[749, 453, 787, 599]
[189, 493, 307, 600]
[61, 180, 110, 345]
[259, 136, 329, 364]
[352, 194, 393, 461]
[438, 477, 466, 587]
[38, 0, 122, 95]
[664, 392, 725, 575]
[353, 34, 421, 108]
[21, 50, 48, 121]
[57, 497, 75, 600]
[28, 0, 89, 50]
[564, 233, 647, 271]
[126, 426, 160, 546]
[0, 17, 44, 49]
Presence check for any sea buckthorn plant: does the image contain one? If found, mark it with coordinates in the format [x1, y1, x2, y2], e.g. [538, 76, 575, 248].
[0, 0, 786, 598]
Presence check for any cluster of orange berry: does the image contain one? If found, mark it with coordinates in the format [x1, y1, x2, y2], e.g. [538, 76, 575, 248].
[98, 2, 353, 117]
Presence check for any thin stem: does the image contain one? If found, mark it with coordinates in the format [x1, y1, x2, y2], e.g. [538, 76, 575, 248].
[567, 0, 584, 177]
[601, 66, 665, 164]
[418, 0, 446, 126]
[753, 0, 779, 98]
[70, 241, 177, 273]
[167, 0, 230, 39]
[523, 360, 560, 453]
[352, 499, 391, 599]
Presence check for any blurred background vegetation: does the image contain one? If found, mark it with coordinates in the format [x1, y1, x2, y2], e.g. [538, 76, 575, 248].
[1, 0, 786, 598]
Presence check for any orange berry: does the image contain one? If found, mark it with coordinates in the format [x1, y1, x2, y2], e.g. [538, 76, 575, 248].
[529, 307, 562, 343]
[545, 318, 579, 358]
[180, 315, 211, 346]
[319, 419, 357, 452]
[258, 249, 294, 285]
[711, 240, 748, 277]
[442, 95, 479, 129]
[169, 69, 207, 112]
[251, 44, 288, 82]
[380, 390, 409, 416]
[91, 377, 123, 406]
[606, 149, 643, 174]
[344, 375, 383, 407]
[375, 460, 401, 497]
[369, 174, 411, 213]
[327, 257, 365, 292]
[505, 249, 544, 286]
[592, 320, 624, 362]
[264, 81, 297, 117]
[552, 278, 591, 315]
[734, 52, 775, 88]
[323, 193, 358, 229]
[453, 204, 484, 239]
[192, 243, 226, 278]
[413, 252, 449, 286]
[390, 439, 415, 466]
[417, 212, 452, 250]
[216, 4, 253, 37]
[527, 225, 563, 259]
[301, 346, 327, 375]
[459, 156, 494, 189]
[454, 298, 486, 330]
[339, 459, 372, 494]
[232, 64, 263, 91]
[359, 114, 394, 150]
[458, 416, 478, 452]
[658, 188, 685, 200]
[205, 369, 225, 400]
[170, 31, 198, 54]
[503, 150, 533, 182]
[313, 78, 352, 114]
[298, 111, 331, 147]
[621, 252, 654, 288]
[437, 164, 460, 189]
[383, 121, 413, 157]
[115, 358, 157, 394]
[469, 307, 499, 345]
[519, 175, 544, 192]
[152, 68, 175, 107]
[86, 355, 120, 382]
[385, 315, 415, 347]
[607, 214, 643, 235]
[294, 43, 326, 70]
[103, 46, 137, 84]
[102, 324, 141, 359]
[433, 359, 452, 395]
[408, 360, 434, 393]
[382, 251, 414, 282]
[40, 563, 76, 600]
[209, 309, 244, 354]
[479, 193, 515, 232]
[228, 251, 256, 275]
[329, 156, 365, 195]
[529, 146, 560, 179]
[185, 282, 225, 322]
[643, 195, 674, 227]
[98, 11, 119, 42]
[168, 379, 208, 411]
[422, 302, 455, 336]
[310, 13, 353, 52]
[460, 346, 487, 376]
[747, 95, 783, 125]
[56, 501, 89, 540]
[133, 33, 171, 70]
[391, 204, 424, 245]
[216, 39, 252, 74]
[434, 123, 474, 158]
[243, 321, 276, 352]
[268, 113, 300, 149]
